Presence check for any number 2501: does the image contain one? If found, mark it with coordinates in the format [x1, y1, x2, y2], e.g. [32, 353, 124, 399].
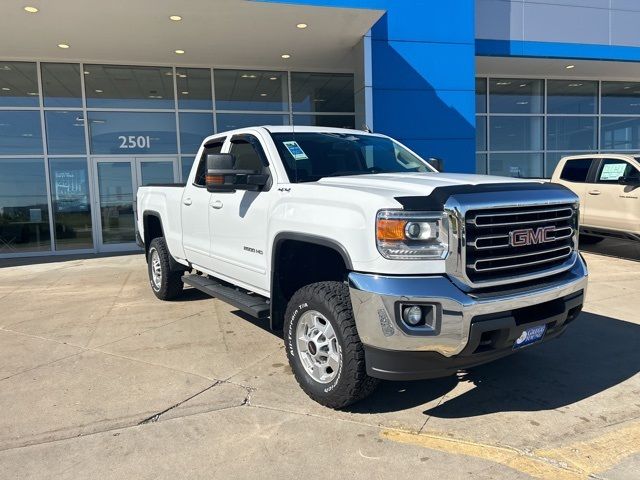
[118, 135, 151, 149]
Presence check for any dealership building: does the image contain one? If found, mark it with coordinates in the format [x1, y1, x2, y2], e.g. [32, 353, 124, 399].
[1, 0, 640, 258]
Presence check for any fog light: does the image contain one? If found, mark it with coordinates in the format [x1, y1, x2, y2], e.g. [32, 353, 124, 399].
[402, 305, 423, 326]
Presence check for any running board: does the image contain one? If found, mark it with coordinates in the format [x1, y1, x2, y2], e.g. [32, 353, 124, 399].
[182, 274, 270, 319]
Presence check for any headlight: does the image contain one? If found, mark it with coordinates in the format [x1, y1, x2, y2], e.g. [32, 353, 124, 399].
[376, 210, 449, 260]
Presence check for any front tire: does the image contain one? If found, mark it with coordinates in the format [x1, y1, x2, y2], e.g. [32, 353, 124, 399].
[284, 281, 379, 409]
[147, 237, 184, 300]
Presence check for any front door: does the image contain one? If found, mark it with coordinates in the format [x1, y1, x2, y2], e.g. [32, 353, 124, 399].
[93, 157, 178, 251]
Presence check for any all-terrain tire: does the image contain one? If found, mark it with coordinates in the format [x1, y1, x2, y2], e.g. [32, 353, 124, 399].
[147, 237, 184, 300]
[284, 281, 380, 409]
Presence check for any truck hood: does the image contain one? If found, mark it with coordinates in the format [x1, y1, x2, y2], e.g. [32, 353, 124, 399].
[316, 172, 542, 197]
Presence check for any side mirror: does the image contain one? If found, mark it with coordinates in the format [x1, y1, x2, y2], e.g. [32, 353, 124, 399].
[618, 173, 640, 186]
[427, 157, 443, 172]
[206, 153, 269, 192]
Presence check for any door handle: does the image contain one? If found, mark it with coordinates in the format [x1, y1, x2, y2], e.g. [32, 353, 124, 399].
[211, 200, 223, 209]
[183, 197, 192, 206]
[588, 190, 601, 196]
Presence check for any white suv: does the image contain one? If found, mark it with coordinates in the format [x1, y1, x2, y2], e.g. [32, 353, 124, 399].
[552, 154, 640, 242]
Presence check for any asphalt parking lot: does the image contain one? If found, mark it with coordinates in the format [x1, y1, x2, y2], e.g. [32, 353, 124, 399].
[0, 248, 639, 479]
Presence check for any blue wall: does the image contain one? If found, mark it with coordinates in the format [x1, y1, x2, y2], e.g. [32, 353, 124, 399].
[259, 0, 477, 173]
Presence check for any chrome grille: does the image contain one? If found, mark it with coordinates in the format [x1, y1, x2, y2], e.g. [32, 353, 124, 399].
[465, 203, 577, 284]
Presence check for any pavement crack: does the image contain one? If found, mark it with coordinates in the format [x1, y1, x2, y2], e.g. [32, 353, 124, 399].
[138, 381, 222, 425]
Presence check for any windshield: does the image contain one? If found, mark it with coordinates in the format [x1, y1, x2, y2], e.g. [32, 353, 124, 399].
[270, 132, 433, 183]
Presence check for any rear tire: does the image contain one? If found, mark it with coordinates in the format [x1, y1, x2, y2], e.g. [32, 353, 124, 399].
[147, 237, 184, 300]
[284, 281, 379, 409]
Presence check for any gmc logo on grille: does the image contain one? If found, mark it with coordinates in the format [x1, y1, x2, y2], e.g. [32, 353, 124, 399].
[509, 226, 555, 247]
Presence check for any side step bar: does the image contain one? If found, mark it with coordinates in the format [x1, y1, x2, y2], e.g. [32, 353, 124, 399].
[182, 274, 270, 319]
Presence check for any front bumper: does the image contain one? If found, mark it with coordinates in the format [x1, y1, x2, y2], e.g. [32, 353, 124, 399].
[348, 255, 588, 380]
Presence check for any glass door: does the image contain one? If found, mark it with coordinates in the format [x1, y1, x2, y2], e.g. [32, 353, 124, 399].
[93, 157, 178, 251]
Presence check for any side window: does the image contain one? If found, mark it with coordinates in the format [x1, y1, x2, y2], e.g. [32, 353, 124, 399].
[193, 139, 225, 186]
[596, 159, 634, 184]
[560, 159, 593, 183]
[229, 136, 266, 171]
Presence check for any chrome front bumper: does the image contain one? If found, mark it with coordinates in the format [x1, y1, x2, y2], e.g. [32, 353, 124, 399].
[348, 254, 588, 357]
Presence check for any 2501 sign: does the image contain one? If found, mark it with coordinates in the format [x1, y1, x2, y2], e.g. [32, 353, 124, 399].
[118, 135, 152, 149]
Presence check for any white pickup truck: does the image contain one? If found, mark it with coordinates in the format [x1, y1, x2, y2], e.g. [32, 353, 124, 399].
[137, 126, 588, 408]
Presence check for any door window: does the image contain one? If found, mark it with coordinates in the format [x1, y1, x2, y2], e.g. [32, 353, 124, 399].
[229, 137, 266, 171]
[193, 138, 225, 186]
[596, 159, 635, 184]
[560, 159, 593, 183]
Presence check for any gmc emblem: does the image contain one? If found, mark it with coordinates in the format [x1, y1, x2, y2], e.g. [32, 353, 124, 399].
[509, 226, 555, 247]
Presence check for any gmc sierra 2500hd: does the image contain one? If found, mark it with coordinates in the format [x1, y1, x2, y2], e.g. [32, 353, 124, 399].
[137, 126, 588, 408]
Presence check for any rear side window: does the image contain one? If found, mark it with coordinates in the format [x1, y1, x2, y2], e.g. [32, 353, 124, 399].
[193, 139, 225, 186]
[596, 159, 635, 184]
[560, 159, 592, 183]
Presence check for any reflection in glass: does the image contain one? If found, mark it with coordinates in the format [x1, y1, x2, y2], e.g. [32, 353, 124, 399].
[601, 117, 640, 150]
[292, 114, 355, 129]
[489, 153, 543, 178]
[476, 78, 487, 113]
[0, 159, 51, 253]
[476, 154, 487, 174]
[88, 111, 177, 154]
[547, 80, 597, 114]
[97, 162, 135, 244]
[140, 161, 174, 185]
[545, 152, 589, 178]
[181, 156, 194, 183]
[49, 158, 93, 250]
[41, 63, 82, 108]
[547, 116, 597, 151]
[216, 113, 288, 132]
[291, 72, 355, 112]
[602, 82, 640, 114]
[0, 62, 39, 107]
[179, 113, 213, 153]
[0, 111, 43, 154]
[476, 116, 487, 151]
[489, 116, 543, 151]
[45, 111, 86, 154]
[489, 78, 543, 114]
[177, 68, 212, 110]
[84, 65, 175, 109]
[215, 70, 288, 111]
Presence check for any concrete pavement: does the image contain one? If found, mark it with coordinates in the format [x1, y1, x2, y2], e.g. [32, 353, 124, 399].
[0, 251, 638, 479]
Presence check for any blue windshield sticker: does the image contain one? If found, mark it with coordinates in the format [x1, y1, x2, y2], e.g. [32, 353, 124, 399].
[283, 141, 308, 160]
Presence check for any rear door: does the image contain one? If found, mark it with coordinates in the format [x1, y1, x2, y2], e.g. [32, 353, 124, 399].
[584, 157, 640, 232]
[553, 157, 595, 224]
[181, 138, 224, 268]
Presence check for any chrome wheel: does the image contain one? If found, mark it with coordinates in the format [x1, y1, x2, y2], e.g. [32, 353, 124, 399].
[296, 310, 341, 384]
[150, 248, 162, 289]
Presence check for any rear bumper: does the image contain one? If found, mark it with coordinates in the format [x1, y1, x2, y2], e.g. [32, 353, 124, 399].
[348, 255, 588, 380]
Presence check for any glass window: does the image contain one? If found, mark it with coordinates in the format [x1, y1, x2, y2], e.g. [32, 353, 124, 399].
[489, 153, 543, 178]
[602, 82, 640, 114]
[596, 158, 635, 184]
[601, 117, 640, 151]
[547, 116, 597, 151]
[0, 159, 51, 253]
[489, 116, 543, 151]
[0, 111, 43, 154]
[177, 68, 212, 110]
[291, 72, 354, 113]
[97, 162, 135, 244]
[558, 158, 593, 182]
[84, 65, 175, 109]
[179, 113, 213, 154]
[545, 152, 589, 178]
[547, 80, 597, 114]
[192, 140, 225, 186]
[41, 63, 82, 108]
[476, 78, 487, 114]
[216, 113, 289, 132]
[88, 111, 177, 154]
[292, 114, 355, 129]
[476, 116, 487, 151]
[476, 153, 487, 174]
[0, 62, 39, 107]
[45, 111, 86, 154]
[49, 158, 93, 250]
[489, 79, 543, 114]
[181, 156, 194, 183]
[229, 137, 266, 171]
[214, 70, 288, 112]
